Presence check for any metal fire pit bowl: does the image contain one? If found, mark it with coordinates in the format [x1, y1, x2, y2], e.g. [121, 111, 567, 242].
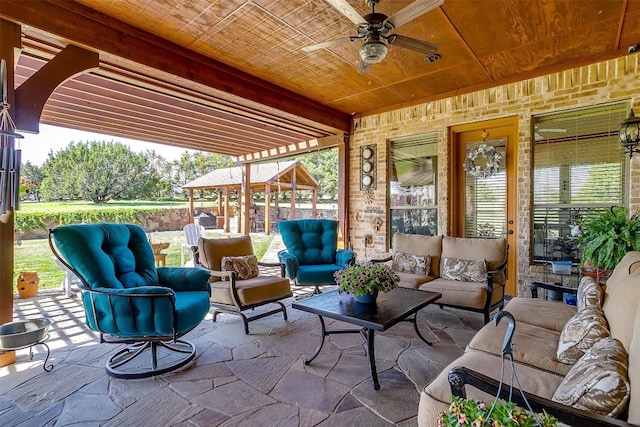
[0, 318, 54, 371]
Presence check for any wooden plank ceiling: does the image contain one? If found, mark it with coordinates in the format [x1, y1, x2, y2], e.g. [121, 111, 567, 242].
[2, 0, 640, 160]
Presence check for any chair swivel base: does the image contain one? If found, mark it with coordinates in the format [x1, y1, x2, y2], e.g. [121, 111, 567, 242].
[106, 339, 196, 379]
[212, 301, 288, 334]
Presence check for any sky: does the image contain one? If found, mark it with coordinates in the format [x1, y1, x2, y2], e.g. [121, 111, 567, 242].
[18, 124, 195, 165]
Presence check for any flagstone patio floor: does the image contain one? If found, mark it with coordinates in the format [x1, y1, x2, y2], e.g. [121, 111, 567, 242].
[1, 287, 483, 427]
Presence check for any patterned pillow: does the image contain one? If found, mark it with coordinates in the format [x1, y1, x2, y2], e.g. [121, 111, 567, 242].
[392, 252, 431, 275]
[557, 306, 610, 364]
[553, 337, 630, 417]
[221, 255, 259, 280]
[441, 257, 487, 283]
[576, 276, 603, 311]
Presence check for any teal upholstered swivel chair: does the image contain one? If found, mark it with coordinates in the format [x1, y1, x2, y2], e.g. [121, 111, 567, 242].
[49, 223, 211, 379]
[278, 219, 356, 293]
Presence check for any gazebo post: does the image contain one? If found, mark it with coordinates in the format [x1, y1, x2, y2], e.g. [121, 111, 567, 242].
[265, 184, 272, 236]
[188, 188, 194, 223]
[290, 168, 296, 219]
[312, 189, 317, 218]
[223, 187, 230, 233]
[240, 163, 251, 235]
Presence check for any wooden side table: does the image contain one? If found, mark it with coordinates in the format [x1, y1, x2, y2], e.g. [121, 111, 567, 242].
[154, 253, 167, 267]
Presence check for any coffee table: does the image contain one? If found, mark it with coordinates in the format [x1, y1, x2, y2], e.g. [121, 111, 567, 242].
[292, 287, 442, 390]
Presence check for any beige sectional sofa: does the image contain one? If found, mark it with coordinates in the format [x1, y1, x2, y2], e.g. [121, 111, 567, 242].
[379, 233, 508, 324]
[418, 251, 640, 427]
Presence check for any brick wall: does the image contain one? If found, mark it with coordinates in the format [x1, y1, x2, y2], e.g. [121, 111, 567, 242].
[349, 55, 640, 296]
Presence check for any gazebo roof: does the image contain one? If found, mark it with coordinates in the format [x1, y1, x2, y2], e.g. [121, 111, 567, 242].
[182, 160, 319, 192]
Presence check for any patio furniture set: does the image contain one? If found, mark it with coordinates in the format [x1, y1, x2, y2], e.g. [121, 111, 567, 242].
[42, 218, 637, 426]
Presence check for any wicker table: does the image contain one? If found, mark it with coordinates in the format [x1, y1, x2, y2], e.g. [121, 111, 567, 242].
[292, 287, 441, 390]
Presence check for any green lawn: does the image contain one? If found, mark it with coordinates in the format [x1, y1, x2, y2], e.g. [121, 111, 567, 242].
[14, 230, 274, 293]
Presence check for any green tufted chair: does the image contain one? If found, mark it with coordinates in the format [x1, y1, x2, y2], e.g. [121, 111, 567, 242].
[49, 223, 211, 379]
[278, 219, 356, 294]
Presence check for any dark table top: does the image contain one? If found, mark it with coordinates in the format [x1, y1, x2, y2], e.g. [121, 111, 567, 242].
[292, 288, 442, 331]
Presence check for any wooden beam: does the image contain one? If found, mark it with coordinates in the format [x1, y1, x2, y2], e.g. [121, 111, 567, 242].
[241, 163, 250, 235]
[0, 0, 351, 134]
[14, 44, 98, 132]
[0, 18, 21, 368]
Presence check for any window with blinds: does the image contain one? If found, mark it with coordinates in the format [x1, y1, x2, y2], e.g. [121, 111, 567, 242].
[532, 102, 628, 263]
[388, 133, 438, 246]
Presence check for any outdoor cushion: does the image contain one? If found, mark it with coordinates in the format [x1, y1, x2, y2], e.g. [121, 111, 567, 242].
[221, 255, 259, 280]
[210, 275, 292, 306]
[576, 276, 603, 310]
[440, 257, 487, 283]
[392, 252, 430, 275]
[553, 337, 630, 417]
[392, 233, 443, 276]
[504, 297, 577, 332]
[557, 306, 610, 364]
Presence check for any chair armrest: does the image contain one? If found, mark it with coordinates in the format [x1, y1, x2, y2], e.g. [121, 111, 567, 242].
[447, 366, 632, 427]
[336, 249, 356, 267]
[157, 267, 212, 294]
[278, 250, 299, 280]
[86, 285, 175, 297]
[529, 281, 578, 299]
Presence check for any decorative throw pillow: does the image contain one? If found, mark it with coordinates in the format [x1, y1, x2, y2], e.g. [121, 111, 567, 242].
[391, 252, 431, 275]
[220, 255, 259, 280]
[441, 257, 487, 283]
[576, 276, 603, 311]
[553, 337, 630, 417]
[557, 306, 610, 364]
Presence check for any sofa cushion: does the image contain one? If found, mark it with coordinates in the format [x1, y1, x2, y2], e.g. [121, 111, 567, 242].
[421, 350, 565, 411]
[468, 320, 573, 376]
[628, 292, 640, 425]
[504, 297, 576, 332]
[441, 257, 487, 283]
[604, 250, 640, 289]
[602, 266, 640, 352]
[420, 278, 494, 310]
[441, 236, 506, 284]
[576, 276, 603, 311]
[557, 306, 610, 364]
[553, 337, 630, 418]
[396, 271, 435, 289]
[211, 275, 292, 306]
[392, 252, 430, 275]
[221, 255, 259, 280]
[393, 233, 443, 276]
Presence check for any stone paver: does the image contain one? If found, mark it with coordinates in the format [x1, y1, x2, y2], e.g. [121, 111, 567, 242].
[1, 290, 483, 426]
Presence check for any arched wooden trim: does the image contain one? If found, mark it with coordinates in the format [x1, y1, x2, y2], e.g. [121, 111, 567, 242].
[15, 44, 99, 132]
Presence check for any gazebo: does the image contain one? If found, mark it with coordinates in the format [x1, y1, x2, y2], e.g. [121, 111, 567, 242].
[183, 160, 320, 235]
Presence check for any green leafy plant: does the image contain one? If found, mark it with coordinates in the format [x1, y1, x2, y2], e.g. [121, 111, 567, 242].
[333, 262, 399, 296]
[578, 206, 640, 271]
[437, 396, 558, 427]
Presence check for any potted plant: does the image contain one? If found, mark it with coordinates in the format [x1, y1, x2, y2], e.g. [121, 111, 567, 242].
[333, 262, 399, 303]
[437, 396, 558, 427]
[578, 206, 640, 274]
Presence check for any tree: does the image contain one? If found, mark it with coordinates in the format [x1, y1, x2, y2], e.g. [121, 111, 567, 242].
[20, 161, 43, 201]
[173, 152, 234, 198]
[40, 140, 158, 203]
[299, 148, 338, 200]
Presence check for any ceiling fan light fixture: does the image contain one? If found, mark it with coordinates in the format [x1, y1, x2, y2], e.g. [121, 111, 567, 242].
[359, 40, 388, 64]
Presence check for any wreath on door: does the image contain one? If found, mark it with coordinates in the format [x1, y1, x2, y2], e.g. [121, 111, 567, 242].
[463, 143, 503, 178]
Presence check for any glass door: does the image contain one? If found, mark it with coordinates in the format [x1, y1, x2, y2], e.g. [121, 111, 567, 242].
[450, 118, 518, 296]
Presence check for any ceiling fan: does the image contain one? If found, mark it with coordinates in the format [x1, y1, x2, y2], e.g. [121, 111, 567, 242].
[302, 0, 444, 73]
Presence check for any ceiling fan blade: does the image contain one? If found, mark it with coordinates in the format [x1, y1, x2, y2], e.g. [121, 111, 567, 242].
[357, 61, 371, 74]
[385, 0, 445, 29]
[302, 37, 353, 52]
[324, 0, 366, 26]
[388, 35, 438, 55]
